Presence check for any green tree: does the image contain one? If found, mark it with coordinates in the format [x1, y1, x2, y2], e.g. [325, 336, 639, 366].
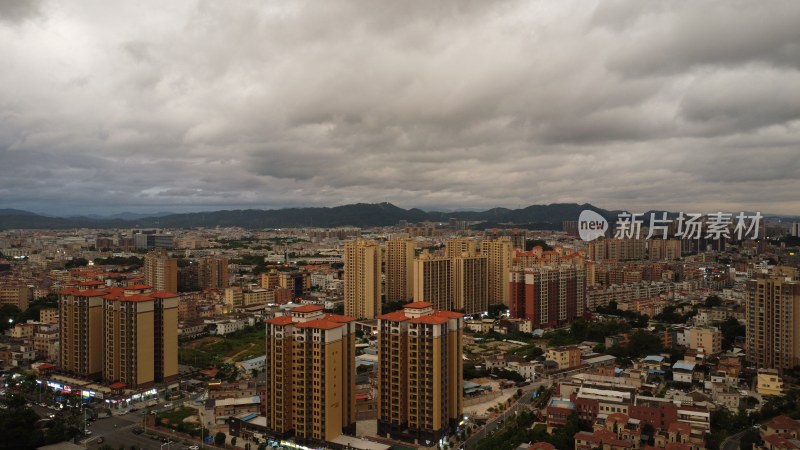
[214, 431, 226, 446]
[488, 304, 509, 318]
[65, 257, 89, 269]
[719, 317, 745, 350]
[705, 295, 722, 307]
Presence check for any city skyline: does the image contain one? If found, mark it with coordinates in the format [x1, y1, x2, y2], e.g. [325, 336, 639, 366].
[2, 1, 800, 216]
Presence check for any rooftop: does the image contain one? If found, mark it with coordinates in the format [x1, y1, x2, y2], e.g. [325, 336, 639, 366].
[265, 316, 294, 326]
[404, 301, 434, 309]
[295, 319, 344, 330]
[376, 311, 408, 322]
[292, 304, 324, 313]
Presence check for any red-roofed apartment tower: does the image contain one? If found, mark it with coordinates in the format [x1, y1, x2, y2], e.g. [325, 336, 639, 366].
[377, 302, 464, 445]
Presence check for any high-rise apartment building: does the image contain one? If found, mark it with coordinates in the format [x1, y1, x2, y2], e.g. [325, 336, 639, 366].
[414, 251, 489, 315]
[480, 238, 513, 306]
[413, 253, 454, 311]
[452, 255, 488, 314]
[198, 257, 229, 290]
[588, 239, 646, 261]
[144, 251, 178, 294]
[746, 267, 800, 370]
[344, 240, 382, 319]
[385, 237, 415, 303]
[279, 271, 311, 299]
[377, 302, 463, 444]
[59, 288, 105, 379]
[648, 239, 682, 261]
[264, 305, 356, 444]
[509, 266, 586, 327]
[445, 238, 477, 258]
[59, 285, 178, 388]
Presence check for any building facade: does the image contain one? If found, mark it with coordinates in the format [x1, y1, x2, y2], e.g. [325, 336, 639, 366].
[413, 253, 454, 311]
[344, 240, 381, 319]
[143, 251, 178, 294]
[264, 305, 357, 444]
[746, 267, 800, 370]
[452, 254, 488, 314]
[509, 266, 586, 328]
[480, 238, 513, 306]
[377, 302, 463, 445]
[385, 237, 415, 303]
[59, 285, 178, 388]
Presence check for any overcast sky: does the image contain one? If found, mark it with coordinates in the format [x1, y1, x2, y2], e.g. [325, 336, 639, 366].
[1, 0, 799, 216]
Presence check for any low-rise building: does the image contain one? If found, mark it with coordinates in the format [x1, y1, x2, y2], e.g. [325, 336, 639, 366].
[546, 345, 582, 370]
[757, 369, 785, 397]
[759, 415, 800, 442]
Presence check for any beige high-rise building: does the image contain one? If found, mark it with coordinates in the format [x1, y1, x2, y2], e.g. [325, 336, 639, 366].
[452, 255, 488, 314]
[102, 289, 155, 388]
[413, 253, 453, 311]
[377, 302, 463, 444]
[59, 288, 106, 379]
[746, 267, 800, 370]
[152, 292, 179, 384]
[144, 251, 178, 293]
[588, 239, 646, 261]
[445, 238, 477, 258]
[59, 285, 178, 388]
[385, 237, 415, 303]
[344, 240, 382, 319]
[648, 240, 682, 261]
[198, 256, 229, 289]
[264, 305, 356, 443]
[480, 238, 513, 306]
[414, 251, 489, 315]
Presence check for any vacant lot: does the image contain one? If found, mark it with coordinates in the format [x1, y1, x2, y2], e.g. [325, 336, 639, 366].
[180, 325, 266, 368]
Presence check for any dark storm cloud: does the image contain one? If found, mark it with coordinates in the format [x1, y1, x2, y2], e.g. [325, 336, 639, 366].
[0, 0, 799, 215]
[0, 0, 44, 24]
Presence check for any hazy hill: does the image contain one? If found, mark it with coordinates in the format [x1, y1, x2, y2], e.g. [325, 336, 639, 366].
[0, 202, 614, 229]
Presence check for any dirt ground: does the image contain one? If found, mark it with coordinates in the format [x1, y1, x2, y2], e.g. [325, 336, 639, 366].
[187, 336, 223, 348]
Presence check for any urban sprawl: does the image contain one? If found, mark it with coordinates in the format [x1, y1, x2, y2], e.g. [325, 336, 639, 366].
[2, 218, 800, 450]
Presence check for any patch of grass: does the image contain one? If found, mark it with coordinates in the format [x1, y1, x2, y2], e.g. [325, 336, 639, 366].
[157, 406, 196, 426]
[180, 325, 266, 368]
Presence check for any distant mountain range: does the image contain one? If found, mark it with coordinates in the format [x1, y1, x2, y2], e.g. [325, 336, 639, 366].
[0, 203, 614, 230]
[1, 203, 795, 230]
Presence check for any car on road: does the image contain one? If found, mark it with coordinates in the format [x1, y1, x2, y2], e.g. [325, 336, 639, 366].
[163, 403, 173, 409]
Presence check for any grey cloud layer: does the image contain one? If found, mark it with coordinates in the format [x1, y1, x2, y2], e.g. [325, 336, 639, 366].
[1, 0, 799, 215]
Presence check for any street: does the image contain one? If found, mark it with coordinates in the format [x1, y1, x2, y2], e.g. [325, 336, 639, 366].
[463, 378, 550, 450]
[721, 429, 747, 450]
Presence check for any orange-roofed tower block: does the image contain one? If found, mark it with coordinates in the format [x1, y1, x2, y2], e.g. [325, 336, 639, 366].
[58, 285, 178, 388]
[377, 302, 464, 444]
[264, 305, 357, 443]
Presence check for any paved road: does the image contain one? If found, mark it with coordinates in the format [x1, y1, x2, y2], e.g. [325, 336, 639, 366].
[463, 379, 551, 450]
[721, 429, 747, 450]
